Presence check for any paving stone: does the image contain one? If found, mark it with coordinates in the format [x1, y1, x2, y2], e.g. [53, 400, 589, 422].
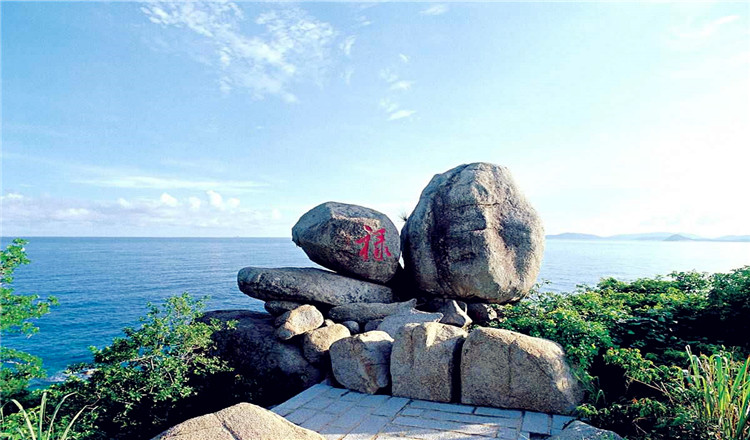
[305, 397, 337, 410]
[341, 415, 391, 440]
[325, 387, 351, 399]
[419, 410, 520, 429]
[521, 412, 551, 434]
[392, 416, 498, 437]
[408, 400, 475, 414]
[341, 391, 369, 402]
[359, 394, 391, 407]
[496, 427, 518, 440]
[400, 408, 424, 417]
[381, 424, 486, 440]
[330, 406, 375, 430]
[473, 407, 523, 419]
[372, 397, 410, 417]
[326, 399, 359, 415]
[272, 383, 331, 415]
[319, 423, 351, 440]
[517, 432, 531, 440]
[301, 412, 339, 431]
[286, 407, 319, 425]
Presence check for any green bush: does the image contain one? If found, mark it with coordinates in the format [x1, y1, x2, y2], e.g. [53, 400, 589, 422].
[1, 239, 58, 403]
[54, 294, 236, 440]
[490, 267, 750, 440]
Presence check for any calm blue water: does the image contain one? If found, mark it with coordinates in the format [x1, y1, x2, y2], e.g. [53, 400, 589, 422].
[2, 237, 749, 381]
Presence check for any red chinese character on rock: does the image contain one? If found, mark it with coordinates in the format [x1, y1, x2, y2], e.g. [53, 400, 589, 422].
[356, 225, 392, 261]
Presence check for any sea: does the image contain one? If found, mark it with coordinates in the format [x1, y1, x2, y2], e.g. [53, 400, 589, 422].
[1, 236, 749, 382]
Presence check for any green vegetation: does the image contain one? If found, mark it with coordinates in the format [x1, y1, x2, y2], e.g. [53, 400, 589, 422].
[1, 239, 58, 402]
[1, 392, 91, 440]
[490, 266, 750, 439]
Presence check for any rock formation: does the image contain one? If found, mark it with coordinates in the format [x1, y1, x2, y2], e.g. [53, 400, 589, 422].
[401, 162, 545, 303]
[292, 202, 401, 283]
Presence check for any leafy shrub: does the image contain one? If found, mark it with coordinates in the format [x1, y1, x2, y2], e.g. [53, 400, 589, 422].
[490, 267, 750, 439]
[1, 239, 58, 402]
[55, 294, 235, 440]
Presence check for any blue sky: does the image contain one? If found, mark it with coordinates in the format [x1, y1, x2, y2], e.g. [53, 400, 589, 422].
[2, 1, 748, 237]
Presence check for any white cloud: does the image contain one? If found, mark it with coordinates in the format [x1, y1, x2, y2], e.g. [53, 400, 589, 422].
[340, 35, 356, 57]
[78, 175, 265, 192]
[141, 3, 338, 102]
[271, 208, 282, 220]
[388, 109, 416, 121]
[399, 53, 409, 64]
[207, 190, 224, 209]
[160, 192, 179, 207]
[379, 68, 399, 83]
[188, 196, 202, 210]
[379, 98, 399, 114]
[227, 197, 241, 209]
[420, 4, 448, 16]
[1, 192, 285, 237]
[673, 15, 740, 40]
[342, 66, 355, 85]
[390, 80, 414, 91]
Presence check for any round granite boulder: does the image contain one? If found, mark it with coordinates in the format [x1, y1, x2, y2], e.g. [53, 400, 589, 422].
[401, 163, 544, 304]
[292, 202, 401, 283]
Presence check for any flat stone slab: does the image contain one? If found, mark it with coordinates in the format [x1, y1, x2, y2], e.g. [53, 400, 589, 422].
[273, 383, 578, 440]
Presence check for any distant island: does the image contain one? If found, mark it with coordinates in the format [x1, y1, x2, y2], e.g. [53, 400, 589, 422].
[547, 232, 750, 242]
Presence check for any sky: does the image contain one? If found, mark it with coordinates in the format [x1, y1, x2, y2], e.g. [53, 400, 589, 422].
[1, 1, 748, 238]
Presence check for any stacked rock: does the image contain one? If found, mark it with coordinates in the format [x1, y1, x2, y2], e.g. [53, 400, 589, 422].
[227, 163, 582, 415]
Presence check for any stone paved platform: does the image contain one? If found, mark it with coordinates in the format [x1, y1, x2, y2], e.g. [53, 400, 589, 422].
[272, 384, 575, 440]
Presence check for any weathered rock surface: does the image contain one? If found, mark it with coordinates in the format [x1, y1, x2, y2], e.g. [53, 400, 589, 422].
[292, 202, 401, 283]
[549, 421, 624, 440]
[302, 324, 351, 365]
[460, 327, 582, 414]
[238, 267, 393, 306]
[329, 331, 394, 394]
[364, 319, 384, 332]
[342, 321, 360, 334]
[276, 305, 324, 341]
[328, 299, 417, 324]
[377, 310, 444, 338]
[391, 323, 467, 402]
[466, 303, 497, 324]
[264, 300, 304, 316]
[401, 162, 545, 304]
[153, 402, 325, 440]
[424, 299, 472, 328]
[199, 310, 324, 406]
[323, 319, 335, 327]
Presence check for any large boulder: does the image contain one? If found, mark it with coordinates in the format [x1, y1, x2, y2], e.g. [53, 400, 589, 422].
[377, 309, 443, 338]
[460, 327, 583, 414]
[292, 202, 401, 283]
[329, 331, 394, 394]
[238, 267, 393, 306]
[391, 323, 467, 402]
[328, 299, 417, 324]
[549, 421, 624, 440]
[302, 324, 351, 365]
[264, 300, 304, 316]
[401, 163, 545, 304]
[275, 305, 324, 341]
[200, 310, 325, 406]
[153, 402, 325, 440]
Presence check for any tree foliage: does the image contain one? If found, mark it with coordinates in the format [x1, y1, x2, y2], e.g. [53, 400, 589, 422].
[1, 239, 58, 402]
